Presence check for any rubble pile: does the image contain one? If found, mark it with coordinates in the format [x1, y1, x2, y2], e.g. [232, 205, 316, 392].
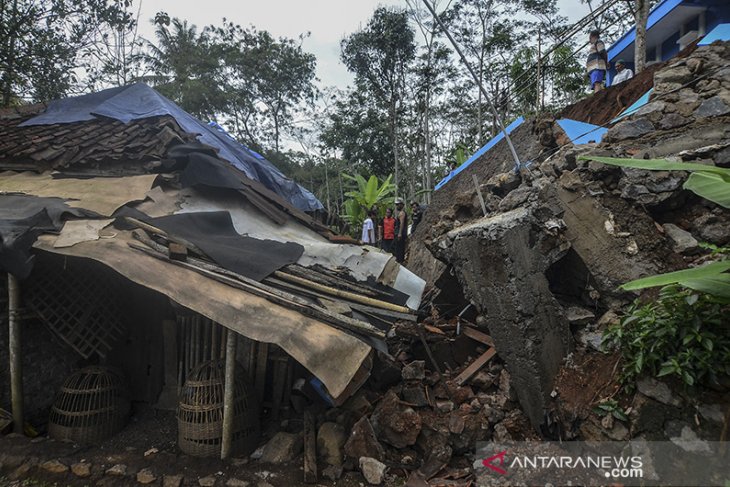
[409, 41, 730, 441]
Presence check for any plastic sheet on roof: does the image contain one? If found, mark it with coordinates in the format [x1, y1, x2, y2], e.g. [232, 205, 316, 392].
[611, 88, 654, 124]
[435, 117, 524, 191]
[20, 83, 323, 213]
[556, 118, 608, 145]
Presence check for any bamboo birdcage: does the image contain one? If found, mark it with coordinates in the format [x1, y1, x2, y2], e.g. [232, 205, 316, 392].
[177, 359, 260, 457]
[48, 366, 130, 443]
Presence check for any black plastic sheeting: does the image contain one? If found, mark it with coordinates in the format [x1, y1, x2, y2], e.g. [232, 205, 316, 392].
[20, 83, 323, 213]
[148, 211, 304, 282]
[0, 195, 91, 278]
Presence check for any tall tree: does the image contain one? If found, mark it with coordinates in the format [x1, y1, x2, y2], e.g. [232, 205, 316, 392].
[139, 15, 227, 119]
[340, 7, 416, 197]
[0, 0, 133, 106]
[634, 0, 650, 73]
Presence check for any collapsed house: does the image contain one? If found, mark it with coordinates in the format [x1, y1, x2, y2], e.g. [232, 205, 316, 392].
[0, 83, 425, 454]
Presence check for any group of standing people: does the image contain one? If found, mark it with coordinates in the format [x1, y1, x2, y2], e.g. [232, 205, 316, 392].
[360, 198, 424, 263]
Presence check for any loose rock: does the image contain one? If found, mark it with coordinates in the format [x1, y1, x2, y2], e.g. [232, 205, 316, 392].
[106, 464, 128, 476]
[137, 468, 157, 484]
[163, 474, 184, 487]
[40, 459, 68, 474]
[199, 476, 217, 486]
[359, 457, 387, 485]
[71, 462, 92, 478]
[259, 432, 303, 464]
[344, 416, 385, 461]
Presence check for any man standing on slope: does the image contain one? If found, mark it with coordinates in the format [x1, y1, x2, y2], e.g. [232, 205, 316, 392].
[586, 29, 609, 93]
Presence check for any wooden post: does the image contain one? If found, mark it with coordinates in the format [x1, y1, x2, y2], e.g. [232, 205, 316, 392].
[472, 174, 488, 217]
[8, 273, 24, 434]
[221, 330, 237, 460]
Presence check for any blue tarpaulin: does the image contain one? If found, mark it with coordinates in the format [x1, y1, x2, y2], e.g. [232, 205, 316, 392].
[611, 88, 654, 124]
[20, 83, 323, 212]
[435, 117, 524, 191]
[556, 118, 608, 145]
[698, 23, 730, 45]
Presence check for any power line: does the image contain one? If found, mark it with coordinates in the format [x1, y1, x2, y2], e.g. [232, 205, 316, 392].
[420, 0, 523, 172]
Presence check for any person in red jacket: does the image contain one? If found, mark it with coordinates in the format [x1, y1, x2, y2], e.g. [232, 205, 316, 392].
[381, 207, 396, 253]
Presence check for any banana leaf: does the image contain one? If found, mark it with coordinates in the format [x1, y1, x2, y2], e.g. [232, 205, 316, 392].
[578, 156, 730, 179]
[620, 261, 730, 291]
[683, 172, 730, 208]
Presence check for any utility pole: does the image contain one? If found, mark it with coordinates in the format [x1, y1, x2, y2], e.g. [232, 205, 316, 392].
[536, 30, 542, 113]
[420, 0, 522, 172]
[8, 273, 23, 433]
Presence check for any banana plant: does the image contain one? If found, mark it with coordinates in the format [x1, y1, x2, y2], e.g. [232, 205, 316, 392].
[341, 173, 395, 230]
[579, 155, 730, 298]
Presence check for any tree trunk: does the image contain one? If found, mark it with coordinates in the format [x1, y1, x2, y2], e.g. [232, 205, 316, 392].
[634, 0, 650, 74]
[2, 0, 19, 107]
[391, 98, 400, 198]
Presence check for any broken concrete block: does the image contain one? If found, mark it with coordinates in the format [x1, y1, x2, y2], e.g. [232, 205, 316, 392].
[359, 457, 387, 485]
[344, 417, 385, 461]
[259, 432, 303, 464]
[637, 377, 683, 407]
[370, 390, 422, 449]
[662, 223, 698, 254]
[434, 206, 573, 429]
[317, 422, 346, 467]
[401, 360, 426, 380]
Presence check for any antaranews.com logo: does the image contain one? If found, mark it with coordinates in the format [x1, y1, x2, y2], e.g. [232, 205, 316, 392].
[481, 449, 643, 479]
[474, 441, 730, 486]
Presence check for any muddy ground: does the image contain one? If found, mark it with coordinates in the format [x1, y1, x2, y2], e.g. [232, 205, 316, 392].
[0, 407, 385, 487]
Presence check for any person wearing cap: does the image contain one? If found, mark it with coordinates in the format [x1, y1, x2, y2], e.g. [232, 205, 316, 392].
[393, 198, 408, 263]
[613, 59, 634, 85]
[586, 29, 608, 92]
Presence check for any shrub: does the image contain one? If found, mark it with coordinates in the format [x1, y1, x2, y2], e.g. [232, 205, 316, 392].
[604, 285, 730, 387]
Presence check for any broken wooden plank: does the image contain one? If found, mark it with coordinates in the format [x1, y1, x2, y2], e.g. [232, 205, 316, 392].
[462, 326, 495, 347]
[168, 242, 188, 261]
[128, 242, 385, 339]
[274, 270, 411, 314]
[303, 410, 317, 483]
[454, 347, 496, 386]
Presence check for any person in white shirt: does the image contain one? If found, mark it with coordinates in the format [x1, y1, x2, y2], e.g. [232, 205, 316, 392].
[613, 59, 634, 85]
[361, 210, 376, 244]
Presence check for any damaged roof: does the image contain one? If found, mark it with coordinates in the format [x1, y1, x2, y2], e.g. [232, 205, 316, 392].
[0, 84, 426, 400]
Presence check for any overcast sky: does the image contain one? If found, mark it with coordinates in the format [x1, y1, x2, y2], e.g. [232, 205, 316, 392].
[135, 0, 592, 90]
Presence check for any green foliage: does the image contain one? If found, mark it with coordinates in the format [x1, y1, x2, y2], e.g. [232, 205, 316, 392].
[593, 399, 629, 421]
[0, 0, 135, 105]
[603, 285, 730, 387]
[341, 173, 395, 229]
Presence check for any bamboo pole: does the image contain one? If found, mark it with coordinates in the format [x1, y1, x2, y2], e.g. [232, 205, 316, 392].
[8, 273, 24, 434]
[273, 271, 411, 314]
[220, 330, 237, 460]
